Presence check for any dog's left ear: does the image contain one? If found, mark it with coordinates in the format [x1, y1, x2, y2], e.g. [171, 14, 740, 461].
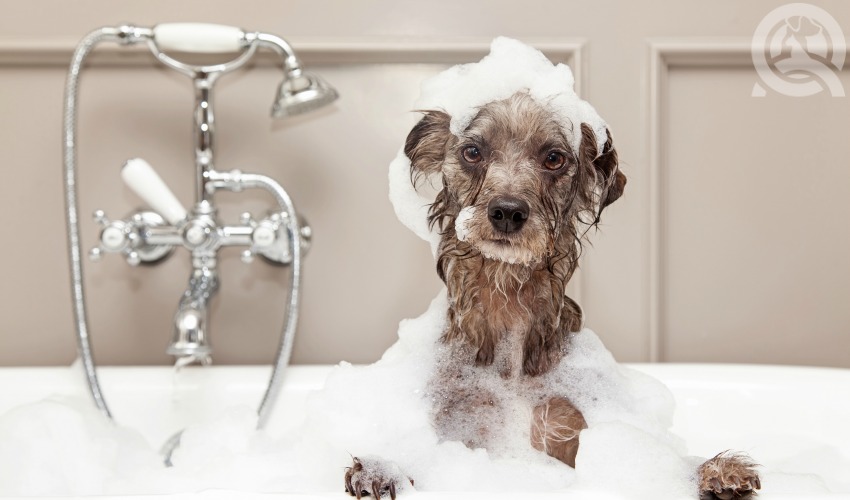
[405, 110, 452, 182]
[580, 123, 626, 217]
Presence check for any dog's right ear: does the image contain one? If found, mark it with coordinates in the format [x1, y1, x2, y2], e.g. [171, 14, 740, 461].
[405, 110, 452, 182]
[579, 123, 626, 221]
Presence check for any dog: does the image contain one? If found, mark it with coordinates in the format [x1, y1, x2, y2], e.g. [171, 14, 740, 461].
[344, 91, 761, 500]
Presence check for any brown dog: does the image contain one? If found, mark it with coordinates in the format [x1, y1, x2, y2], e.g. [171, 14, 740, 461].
[345, 92, 760, 500]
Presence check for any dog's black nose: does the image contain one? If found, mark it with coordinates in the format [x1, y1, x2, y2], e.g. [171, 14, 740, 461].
[488, 196, 529, 234]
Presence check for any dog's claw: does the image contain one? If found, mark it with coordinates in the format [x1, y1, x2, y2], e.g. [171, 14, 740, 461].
[345, 471, 354, 494]
[709, 477, 723, 493]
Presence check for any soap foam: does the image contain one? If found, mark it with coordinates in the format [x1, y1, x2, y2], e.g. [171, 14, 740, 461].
[414, 37, 608, 154]
[0, 397, 160, 496]
[294, 291, 580, 492]
[454, 206, 476, 242]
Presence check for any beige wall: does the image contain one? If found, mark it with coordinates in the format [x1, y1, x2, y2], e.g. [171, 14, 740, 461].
[1, 1, 848, 367]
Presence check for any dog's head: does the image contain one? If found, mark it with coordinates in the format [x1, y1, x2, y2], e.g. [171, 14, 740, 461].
[405, 92, 626, 272]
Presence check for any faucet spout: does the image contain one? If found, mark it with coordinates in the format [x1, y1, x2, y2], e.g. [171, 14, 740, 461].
[167, 266, 218, 365]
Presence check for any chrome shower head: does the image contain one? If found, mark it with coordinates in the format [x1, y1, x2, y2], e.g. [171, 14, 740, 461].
[271, 70, 339, 118]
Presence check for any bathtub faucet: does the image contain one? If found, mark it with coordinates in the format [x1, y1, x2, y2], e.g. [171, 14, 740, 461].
[86, 24, 325, 368]
[170, 264, 218, 366]
[65, 23, 334, 431]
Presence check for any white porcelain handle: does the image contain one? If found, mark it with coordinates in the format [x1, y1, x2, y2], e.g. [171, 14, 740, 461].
[152, 23, 245, 53]
[121, 158, 187, 225]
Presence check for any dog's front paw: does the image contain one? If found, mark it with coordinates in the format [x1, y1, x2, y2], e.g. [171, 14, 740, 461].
[698, 452, 761, 500]
[344, 456, 412, 499]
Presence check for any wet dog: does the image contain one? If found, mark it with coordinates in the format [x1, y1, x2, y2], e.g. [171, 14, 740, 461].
[345, 92, 760, 500]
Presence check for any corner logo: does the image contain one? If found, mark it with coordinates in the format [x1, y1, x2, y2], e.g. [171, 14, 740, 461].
[752, 3, 845, 97]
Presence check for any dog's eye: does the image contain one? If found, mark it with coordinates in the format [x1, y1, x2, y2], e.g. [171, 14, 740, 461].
[462, 146, 483, 164]
[543, 151, 567, 170]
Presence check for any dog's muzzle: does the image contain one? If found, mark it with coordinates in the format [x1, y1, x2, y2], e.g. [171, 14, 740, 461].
[488, 196, 529, 234]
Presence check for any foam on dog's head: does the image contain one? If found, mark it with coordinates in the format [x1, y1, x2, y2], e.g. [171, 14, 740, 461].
[388, 37, 609, 250]
[416, 37, 608, 153]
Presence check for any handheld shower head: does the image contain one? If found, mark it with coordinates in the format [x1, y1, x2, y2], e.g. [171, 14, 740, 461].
[272, 70, 338, 118]
[252, 32, 338, 119]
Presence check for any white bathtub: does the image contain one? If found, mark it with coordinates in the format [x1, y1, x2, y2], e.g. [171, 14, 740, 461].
[1, 363, 848, 499]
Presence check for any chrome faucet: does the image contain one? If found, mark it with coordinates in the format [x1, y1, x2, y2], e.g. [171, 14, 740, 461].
[170, 266, 217, 366]
[63, 24, 334, 436]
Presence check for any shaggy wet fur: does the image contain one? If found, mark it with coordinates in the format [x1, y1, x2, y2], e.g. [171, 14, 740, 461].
[344, 92, 759, 499]
[698, 452, 762, 500]
[406, 93, 623, 377]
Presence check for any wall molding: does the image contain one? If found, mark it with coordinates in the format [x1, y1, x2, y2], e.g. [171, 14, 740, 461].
[647, 38, 849, 362]
[0, 36, 584, 74]
[648, 39, 758, 363]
